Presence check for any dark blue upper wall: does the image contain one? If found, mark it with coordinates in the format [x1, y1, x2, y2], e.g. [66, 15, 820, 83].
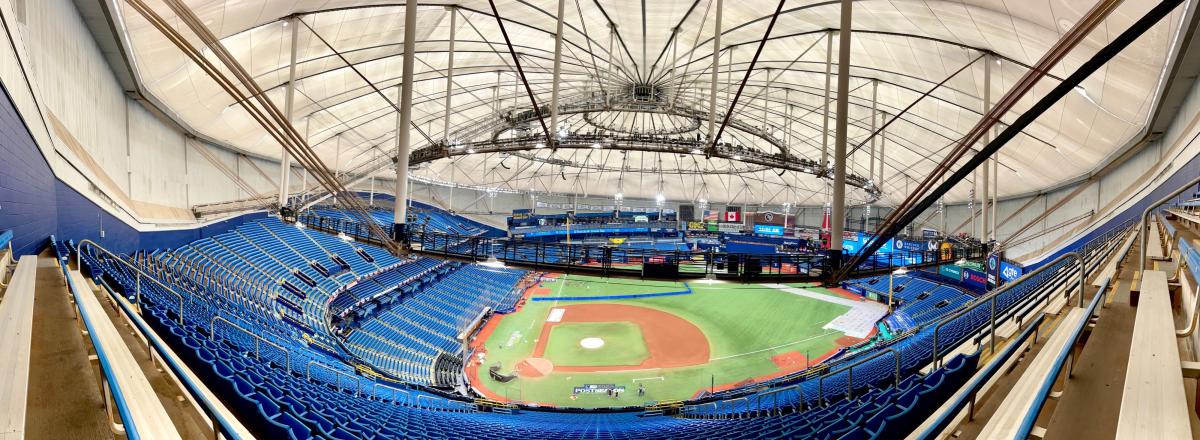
[0, 83, 58, 255]
[0, 81, 263, 255]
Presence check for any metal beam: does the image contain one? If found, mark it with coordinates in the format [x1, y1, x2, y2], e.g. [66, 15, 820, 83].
[706, 0, 722, 144]
[442, 7, 457, 143]
[710, 0, 788, 152]
[280, 16, 298, 207]
[487, 0, 553, 145]
[829, 0, 852, 257]
[821, 31, 832, 167]
[550, 0, 566, 140]
[833, 0, 1183, 283]
[394, 0, 418, 236]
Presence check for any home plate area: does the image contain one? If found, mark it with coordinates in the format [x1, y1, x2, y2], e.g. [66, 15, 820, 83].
[760, 284, 888, 338]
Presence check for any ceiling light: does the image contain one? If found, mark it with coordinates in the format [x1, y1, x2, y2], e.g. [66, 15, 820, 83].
[467, 148, 476, 154]
[690, 148, 702, 154]
[591, 143, 602, 149]
[614, 192, 624, 200]
[655, 193, 665, 202]
[732, 155, 742, 160]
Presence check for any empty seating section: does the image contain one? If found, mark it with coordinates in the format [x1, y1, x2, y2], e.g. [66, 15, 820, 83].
[312, 207, 491, 237]
[56, 219, 1129, 439]
[147, 217, 409, 352]
[850, 275, 974, 332]
[338, 264, 527, 385]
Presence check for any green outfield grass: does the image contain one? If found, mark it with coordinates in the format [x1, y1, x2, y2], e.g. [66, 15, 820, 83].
[473, 275, 854, 408]
[543, 322, 649, 366]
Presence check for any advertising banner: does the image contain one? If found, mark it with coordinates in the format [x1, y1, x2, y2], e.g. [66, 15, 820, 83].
[962, 268, 988, 290]
[718, 223, 744, 233]
[753, 224, 785, 236]
[999, 260, 1024, 283]
[939, 264, 964, 281]
[754, 211, 785, 226]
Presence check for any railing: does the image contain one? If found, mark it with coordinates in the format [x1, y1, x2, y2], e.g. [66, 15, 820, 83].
[917, 313, 1046, 437]
[1140, 173, 1200, 270]
[931, 251, 1083, 367]
[78, 240, 187, 324]
[816, 348, 902, 406]
[76, 240, 476, 416]
[307, 361, 362, 396]
[66, 240, 247, 440]
[211, 315, 291, 372]
[298, 212, 985, 281]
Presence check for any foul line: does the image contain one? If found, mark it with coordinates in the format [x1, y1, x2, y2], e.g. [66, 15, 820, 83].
[531, 283, 693, 301]
[708, 328, 841, 361]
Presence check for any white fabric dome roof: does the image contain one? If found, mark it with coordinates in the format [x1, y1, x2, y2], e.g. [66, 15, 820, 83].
[116, 0, 1186, 205]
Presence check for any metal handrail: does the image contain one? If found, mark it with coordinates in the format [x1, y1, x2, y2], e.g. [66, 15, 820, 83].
[77, 240, 186, 324]
[816, 347, 901, 406]
[917, 313, 1046, 438]
[306, 361, 362, 397]
[210, 315, 291, 372]
[1140, 174, 1200, 270]
[931, 251, 1082, 367]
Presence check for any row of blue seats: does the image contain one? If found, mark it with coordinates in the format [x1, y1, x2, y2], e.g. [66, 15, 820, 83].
[82, 243, 987, 439]
[341, 264, 527, 384]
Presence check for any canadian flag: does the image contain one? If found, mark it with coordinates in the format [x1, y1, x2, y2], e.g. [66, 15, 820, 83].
[724, 211, 740, 222]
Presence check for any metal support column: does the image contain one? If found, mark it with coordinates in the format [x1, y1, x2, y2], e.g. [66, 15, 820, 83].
[829, 0, 852, 266]
[868, 79, 877, 185]
[821, 31, 833, 168]
[706, 0, 723, 145]
[442, 7, 457, 143]
[981, 54, 992, 242]
[279, 16, 299, 208]
[549, 0, 565, 141]
[393, 0, 418, 241]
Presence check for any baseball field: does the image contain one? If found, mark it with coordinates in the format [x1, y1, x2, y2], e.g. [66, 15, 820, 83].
[466, 274, 886, 408]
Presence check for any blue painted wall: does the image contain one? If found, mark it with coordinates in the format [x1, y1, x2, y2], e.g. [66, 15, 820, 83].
[0, 82, 263, 255]
[0, 83, 58, 255]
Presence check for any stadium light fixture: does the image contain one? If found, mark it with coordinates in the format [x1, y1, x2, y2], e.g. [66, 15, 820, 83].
[656, 193, 665, 202]
[614, 192, 623, 200]
[535, 142, 546, 149]
[591, 143, 602, 149]
[467, 148, 476, 154]
[732, 154, 742, 160]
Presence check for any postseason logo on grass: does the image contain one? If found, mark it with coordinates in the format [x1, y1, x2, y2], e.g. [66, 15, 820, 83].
[574, 384, 626, 394]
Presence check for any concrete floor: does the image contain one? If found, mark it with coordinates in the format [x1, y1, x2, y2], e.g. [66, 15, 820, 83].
[24, 253, 111, 439]
[22, 253, 214, 439]
[951, 223, 1200, 439]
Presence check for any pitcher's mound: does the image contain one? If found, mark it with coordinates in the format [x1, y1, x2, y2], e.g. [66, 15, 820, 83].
[516, 358, 554, 377]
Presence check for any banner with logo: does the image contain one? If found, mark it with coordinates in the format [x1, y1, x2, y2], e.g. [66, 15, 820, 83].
[512, 209, 533, 220]
[753, 211, 785, 226]
[686, 221, 704, 230]
[753, 224, 785, 236]
[844, 283, 866, 296]
[962, 268, 988, 290]
[999, 260, 1024, 283]
[718, 222, 744, 233]
[608, 237, 627, 245]
[986, 254, 1001, 286]
[938, 264, 964, 281]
